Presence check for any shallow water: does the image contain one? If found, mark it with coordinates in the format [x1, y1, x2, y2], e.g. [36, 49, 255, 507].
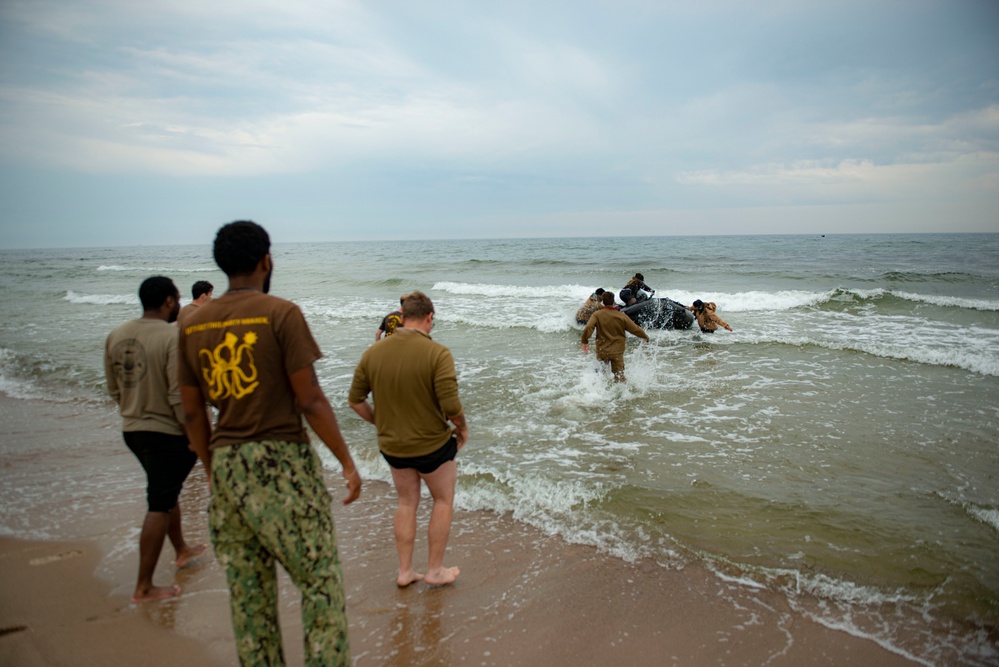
[1, 233, 997, 665]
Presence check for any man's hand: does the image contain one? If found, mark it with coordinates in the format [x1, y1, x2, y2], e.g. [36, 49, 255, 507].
[581, 343, 590, 355]
[342, 466, 362, 505]
[449, 412, 469, 450]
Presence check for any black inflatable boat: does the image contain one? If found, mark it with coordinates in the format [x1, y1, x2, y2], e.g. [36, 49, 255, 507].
[620, 297, 694, 330]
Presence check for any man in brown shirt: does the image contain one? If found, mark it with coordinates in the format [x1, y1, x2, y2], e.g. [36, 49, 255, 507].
[178, 221, 361, 666]
[582, 290, 650, 382]
[349, 291, 468, 587]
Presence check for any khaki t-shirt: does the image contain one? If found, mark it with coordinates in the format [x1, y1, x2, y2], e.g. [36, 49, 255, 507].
[104, 318, 185, 435]
[178, 291, 321, 450]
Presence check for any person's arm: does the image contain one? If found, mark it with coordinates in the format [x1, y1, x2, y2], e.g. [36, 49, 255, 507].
[375, 329, 383, 342]
[581, 314, 597, 354]
[449, 411, 469, 450]
[166, 334, 186, 427]
[289, 364, 362, 505]
[349, 400, 375, 424]
[712, 312, 733, 331]
[625, 317, 650, 342]
[103, 338, 121, 405]
[180, 384, 213, 474]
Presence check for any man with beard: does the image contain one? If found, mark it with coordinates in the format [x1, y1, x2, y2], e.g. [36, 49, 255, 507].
[104, 276, 206, 603]
[178, 221, 361, 666]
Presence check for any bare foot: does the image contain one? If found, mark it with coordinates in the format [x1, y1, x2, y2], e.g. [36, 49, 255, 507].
[396, 570, 425, 588]
[175, 543, 207, 568]
[424, 566, 460, 587]
[131, 584, 181, 603]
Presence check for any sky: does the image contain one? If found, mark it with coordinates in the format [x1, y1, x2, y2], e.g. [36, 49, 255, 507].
[0, 0, 997, 248]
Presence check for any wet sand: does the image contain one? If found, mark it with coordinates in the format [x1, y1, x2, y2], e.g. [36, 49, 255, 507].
[0, 394, 921, 666]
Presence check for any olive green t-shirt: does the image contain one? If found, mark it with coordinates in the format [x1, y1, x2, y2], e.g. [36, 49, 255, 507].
[178, 291, 321, 450]
[348, 328, 463, 458]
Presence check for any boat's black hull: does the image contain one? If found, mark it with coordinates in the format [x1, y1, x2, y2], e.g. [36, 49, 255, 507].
[620, 297, 694, 330]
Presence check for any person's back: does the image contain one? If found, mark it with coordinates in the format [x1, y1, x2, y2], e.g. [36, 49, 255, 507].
[689, 300, 733, 333]
[351, 328, 460, 458]
[584, 307, 647, 358]
[581, 291, 649, 382]
[623, 272, 654, 297]
[107, 317, 184, 436]
[349, 290, 466, 588]
[575, 288, 605, 324]
[177, 220, 360, 667]
[180, 290, 316, 448]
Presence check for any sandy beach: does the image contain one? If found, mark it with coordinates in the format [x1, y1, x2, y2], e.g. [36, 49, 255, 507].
[0, 394, 921, 666]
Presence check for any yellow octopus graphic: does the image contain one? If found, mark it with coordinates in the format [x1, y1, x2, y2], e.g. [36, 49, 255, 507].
[200, 331, 260, 400]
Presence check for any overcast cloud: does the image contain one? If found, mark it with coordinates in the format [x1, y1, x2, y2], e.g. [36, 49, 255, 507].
[1, 0, 996, 247]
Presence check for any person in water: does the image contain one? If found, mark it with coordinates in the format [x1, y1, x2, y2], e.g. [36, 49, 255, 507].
[376, 294, 408, 341]
[575, 288, 606, 324]
[688, 299, 733, 333]
[623, 272, 655, 297]
[581, 291, 649, 382]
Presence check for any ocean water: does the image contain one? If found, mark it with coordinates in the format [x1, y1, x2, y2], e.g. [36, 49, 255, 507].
[1, 233, 997, 665]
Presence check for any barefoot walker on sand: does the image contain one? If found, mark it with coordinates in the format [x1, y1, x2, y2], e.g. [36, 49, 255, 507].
[350, 291, 468, 587]
[104, 276, 207, 603]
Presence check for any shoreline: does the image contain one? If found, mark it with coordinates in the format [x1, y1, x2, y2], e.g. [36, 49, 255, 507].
[0, 393, 922, 666]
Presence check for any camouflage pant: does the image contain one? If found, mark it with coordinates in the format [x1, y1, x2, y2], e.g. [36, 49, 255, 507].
[210, 440, 349, 667]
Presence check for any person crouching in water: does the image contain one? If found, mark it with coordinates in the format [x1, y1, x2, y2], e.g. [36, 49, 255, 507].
[688, 299, 733, 333]
[575, 288, 605, 324]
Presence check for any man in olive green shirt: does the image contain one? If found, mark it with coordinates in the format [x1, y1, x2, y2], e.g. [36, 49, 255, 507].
[582, 290, 650, 382]
[349, 291, 468, 587]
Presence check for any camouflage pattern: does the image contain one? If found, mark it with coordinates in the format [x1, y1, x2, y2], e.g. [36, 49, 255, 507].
[209, 440, 349, 667]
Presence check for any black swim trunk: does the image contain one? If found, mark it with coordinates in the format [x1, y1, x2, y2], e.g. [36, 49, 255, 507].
[381, 436, 458, 475]
[700, 328, 715, 334]
[123, 431, 197, 513]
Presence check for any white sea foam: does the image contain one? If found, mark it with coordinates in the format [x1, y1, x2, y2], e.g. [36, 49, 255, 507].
[97, 264, 215, 273]
[895, 291, 999, 311]
[64, 290, 137, 305]
[967, 505, 999, 533]
[434, 281, 594, 300]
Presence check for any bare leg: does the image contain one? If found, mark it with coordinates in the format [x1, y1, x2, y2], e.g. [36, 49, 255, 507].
[389, 466, 424, 587]
[420, 461, 460, 586]
[133, 511, 180, 603]
[166, 505, 207, 568]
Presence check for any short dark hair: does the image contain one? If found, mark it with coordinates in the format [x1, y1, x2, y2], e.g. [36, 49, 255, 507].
[601, 291, 616, 306]
[635, 273, 644, 281]
[139, 276, 178, 311]
[213, 221, 270, 277]
[191, 280, 213, 299]
[595, 288, 605, 295]
[401, 291, 435, 320]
